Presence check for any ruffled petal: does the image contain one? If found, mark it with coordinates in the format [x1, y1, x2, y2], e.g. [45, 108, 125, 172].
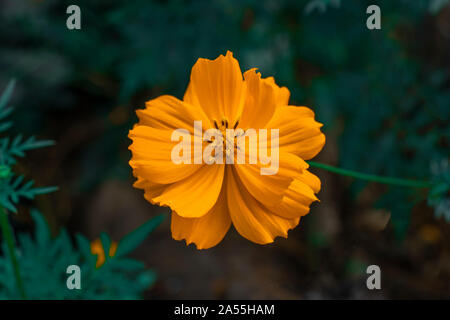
[239, 69, 278, 129]
[263, 76, 290, 107]
[266, 106, 325, 160]
[227, 168, 300, 244]
[137, 95, 211, 133]
[239, 69, 291, 129]
[132, 175, 167, 204]
[184, 51, 246, 126]
[129, 125, 202, 184]
[296, 169, 321, 194]
[272, 179, 318, 219]
[152, 164, 225, 218]
[171, 188, 230, 249]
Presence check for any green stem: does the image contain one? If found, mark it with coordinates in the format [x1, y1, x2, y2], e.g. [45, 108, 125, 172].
[0, 207, 27, 299]
[307, 161, 431, 188]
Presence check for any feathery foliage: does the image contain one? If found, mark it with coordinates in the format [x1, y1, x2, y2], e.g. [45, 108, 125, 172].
[0, 210, 163, 299]
[0, 80, 57, 213]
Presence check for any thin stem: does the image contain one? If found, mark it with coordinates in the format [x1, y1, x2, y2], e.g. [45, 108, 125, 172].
[307, 161, 431, 188]
[0, 206, 27, 299]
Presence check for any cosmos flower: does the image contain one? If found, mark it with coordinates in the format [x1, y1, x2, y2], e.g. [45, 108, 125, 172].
[129, 51, 325, 249]
[91, 238, 118, 267]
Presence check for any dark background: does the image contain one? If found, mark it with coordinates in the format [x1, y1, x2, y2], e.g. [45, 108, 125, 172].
[1, 0, 449, 298]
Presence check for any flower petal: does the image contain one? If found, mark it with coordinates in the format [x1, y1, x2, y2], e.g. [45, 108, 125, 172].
[171, 188, 230, 249]
[132, 175, 167, 204]
[152, 164, 225, 218]
[137, 95, 211, 133]
[266, 106, 325, 160]
[129, 125, 202, 184]
[272, 179, 318, 219]
[239, 69, 278, 129]
[239, 69, 291, 129]
[227, 168, 300, 244]
[235, 152, 308, 209]
[263, 76, 290, 106]
[184, 51, 246, 125]
[296, 169, 321, 194]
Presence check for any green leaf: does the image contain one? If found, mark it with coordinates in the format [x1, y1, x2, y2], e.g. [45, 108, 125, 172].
[0, 79, 15, 111]
[76, 233, 97, 268]
[115, 214, 164, 257]
[0, 106, 13, 120]
[30, 209, 51, 248]
[113, 258, 146, 271]
[99, 232, 111, 259]
[0, 122, 12, 133]
[22, 138, 55, 150]
[11, 175, 24, 188]
[31, 186, 59, 195]
[76, 233, 92, 255]
[0, 196, 17, 213]
[0, 165, 11, 178]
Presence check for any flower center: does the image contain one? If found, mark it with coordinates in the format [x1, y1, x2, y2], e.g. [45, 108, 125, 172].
[213, 118, 239, 131]
[208, 117, 241, 163]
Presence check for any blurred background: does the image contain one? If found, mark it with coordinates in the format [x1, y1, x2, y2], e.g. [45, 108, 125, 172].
[0, 0, 449, 299]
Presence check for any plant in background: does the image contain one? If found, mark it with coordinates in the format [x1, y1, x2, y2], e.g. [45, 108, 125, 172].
[0, 80, 57, 213]
[0, 209, 163, 299]
[0, 80, 164, 299]
[0, 79, 58, 299]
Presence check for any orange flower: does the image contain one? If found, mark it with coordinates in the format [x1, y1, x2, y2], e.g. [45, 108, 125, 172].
[91, 239, 118, 268]
[129, 51, 325, 249]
